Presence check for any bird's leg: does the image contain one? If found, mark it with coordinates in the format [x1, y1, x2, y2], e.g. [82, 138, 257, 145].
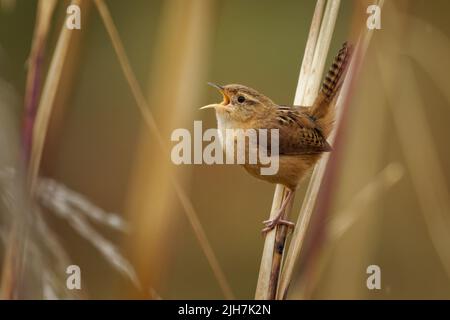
[262, 189, 295, 234]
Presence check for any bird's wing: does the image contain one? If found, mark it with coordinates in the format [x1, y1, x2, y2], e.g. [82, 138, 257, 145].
[260, 106, 332, 155]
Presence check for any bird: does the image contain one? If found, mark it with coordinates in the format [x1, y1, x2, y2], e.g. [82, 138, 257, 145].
[200, 42, 352, 234]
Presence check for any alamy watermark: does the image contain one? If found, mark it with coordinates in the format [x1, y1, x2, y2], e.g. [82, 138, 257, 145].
[66, 4, 81, 30]
[66, 265, 81, 290]
[366, 4, 381, 30]
[366, 264, 381, 290]
[171, 121, 280, 176]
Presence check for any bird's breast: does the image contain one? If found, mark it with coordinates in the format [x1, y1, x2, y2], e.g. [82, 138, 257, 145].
[215, 112, 234, 151]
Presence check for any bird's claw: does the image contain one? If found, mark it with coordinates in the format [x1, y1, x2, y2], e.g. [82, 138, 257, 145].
[261, 218, 295, 235]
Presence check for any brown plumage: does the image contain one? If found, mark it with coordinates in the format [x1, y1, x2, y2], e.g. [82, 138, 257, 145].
[201, 42, 352, 232]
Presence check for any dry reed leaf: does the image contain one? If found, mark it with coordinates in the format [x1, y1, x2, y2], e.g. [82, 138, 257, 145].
[28, 0, 82, 191]
[18, 0, 140, 297]
[93, 0, 234, 299]
[255, 0, 326, 300]
[1, 0, 57, 299]
[23, 0, 57, 159]
[278, 0, 385, 299]
[373, 1, 450, 279]
[0, 78, 28, 299]
[36, 178, 139, 287]
[38, 178, 129, 232]
[256, 0, 340, 300]
[124, 0, 215, 299]
[328, 162, 404, 240]
[376, 32, 450, 279]
[291, 162, 404, 299]
[1, 169, 85, 298]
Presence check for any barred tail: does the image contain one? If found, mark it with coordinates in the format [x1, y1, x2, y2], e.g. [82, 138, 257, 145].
[311, 42, 352, 118]
[310, 42, 352, 137]
[321, 41, 352, 101]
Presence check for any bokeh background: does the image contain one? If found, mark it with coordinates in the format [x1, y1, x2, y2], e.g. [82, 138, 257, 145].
[0, 0, 449, 299]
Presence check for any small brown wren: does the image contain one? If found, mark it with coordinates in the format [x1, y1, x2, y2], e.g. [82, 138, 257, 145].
[201, 42, 352, 233]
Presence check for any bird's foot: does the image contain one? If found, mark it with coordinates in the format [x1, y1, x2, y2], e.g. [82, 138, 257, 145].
[261, 217, 295, 235]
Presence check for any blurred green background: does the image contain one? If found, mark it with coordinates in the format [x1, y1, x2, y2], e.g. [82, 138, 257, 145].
[0, 0, 449, 299]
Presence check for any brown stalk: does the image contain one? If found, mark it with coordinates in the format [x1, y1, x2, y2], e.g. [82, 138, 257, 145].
[0, 227, 20, 299]
[278, 0, 385, 299]
[376, 10, 450, 278]
[124, 0, 214, 298]
[255, 0, 340, 300]
[293, 163, 404, 299]
[1, 0, 57, 299]
[22, 0, 57, 161]
[28, 0, 83, 192]
[93, 0, 234, 299]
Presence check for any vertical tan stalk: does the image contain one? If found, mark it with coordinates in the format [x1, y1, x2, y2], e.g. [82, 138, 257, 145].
[28, 0, 83, 191]
[255, 0, 340, 300]
[123, 0, 218, 298]
[0, 228, 20, 299]
[376, 2, 450, 278]
[2, 0, 59, 299]
[278, 0, 384, 299]
[23, 0, 57, 160]
[94, 0, 234, 299]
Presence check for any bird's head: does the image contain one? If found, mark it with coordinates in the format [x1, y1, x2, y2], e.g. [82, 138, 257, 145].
[201, 83, 275, 122]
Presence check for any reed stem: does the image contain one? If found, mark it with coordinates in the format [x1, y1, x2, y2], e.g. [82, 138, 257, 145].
[278, 0, 384, 299]
[255, 0, 340, 300]
[94, 0, 234, 299]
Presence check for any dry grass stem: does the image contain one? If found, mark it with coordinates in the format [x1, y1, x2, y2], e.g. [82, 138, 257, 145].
[93, 0, 234, 299]
[28, 0, 82, 191]
[376, 27, 450, 278]
[125, 0, 213, 298]
[278, 0, 384, 299]
[39, 178, 129, 232]
[328, 162, 404, 240]
[255, 0, 326, 298]
[23, 0, 57, 160]
[294, 0, 326, 106]
[1, 0, 57, 299]
[36, 178, 139, 287]
[255, 0, 340, 300]
[0, 227, 20, 299]
[294, 162, 404, 298]
[14, 0, 144, 298]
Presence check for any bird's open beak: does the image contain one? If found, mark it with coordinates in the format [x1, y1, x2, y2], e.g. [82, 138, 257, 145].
[207, 82, 224, 91]
[199, 104, 217, 110]
[200, 82, 230, 110]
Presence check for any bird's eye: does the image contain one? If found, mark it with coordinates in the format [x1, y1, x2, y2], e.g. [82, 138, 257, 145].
[237, 95, 246, 103]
